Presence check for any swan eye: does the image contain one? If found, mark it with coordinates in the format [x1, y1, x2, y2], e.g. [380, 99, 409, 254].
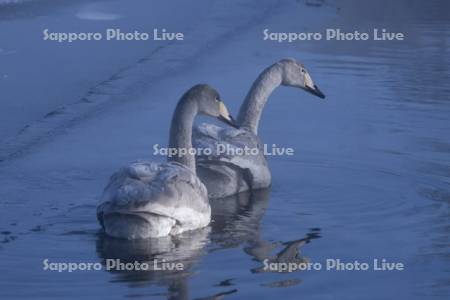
[301, 69, 306, 73]
[215, 97, 220, 102]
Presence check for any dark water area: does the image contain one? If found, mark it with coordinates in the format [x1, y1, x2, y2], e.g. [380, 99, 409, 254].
[0, 0, 449, 299]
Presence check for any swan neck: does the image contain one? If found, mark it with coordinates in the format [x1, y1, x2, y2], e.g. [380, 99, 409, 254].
[168, 95, 198, 173]
[237, 65, 282, 134]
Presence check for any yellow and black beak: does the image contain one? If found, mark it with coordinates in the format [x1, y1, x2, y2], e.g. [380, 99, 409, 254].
[218, 101, 238, 128]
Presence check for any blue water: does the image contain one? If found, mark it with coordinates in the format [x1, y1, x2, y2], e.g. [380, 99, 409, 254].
[0, 1, 449, 299]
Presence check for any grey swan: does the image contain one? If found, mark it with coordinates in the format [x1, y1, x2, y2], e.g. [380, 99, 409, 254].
[97, 85, 236, 239]
[193, 58, 325, 198]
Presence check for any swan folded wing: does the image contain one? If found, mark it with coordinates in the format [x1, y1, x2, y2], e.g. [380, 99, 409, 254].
[193, 123, 270, 194]
[194, 123, 265, 165]
[193, 123, 256, 160]
[194, 122, 249, 140]
[99, 161, 209, 227]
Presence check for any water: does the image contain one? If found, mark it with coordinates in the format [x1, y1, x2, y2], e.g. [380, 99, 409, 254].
[0, 0, 449, 299]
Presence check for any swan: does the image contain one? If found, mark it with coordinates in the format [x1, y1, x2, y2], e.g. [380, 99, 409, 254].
[193, 58, 325, 198]
[97, 84, 236, 239]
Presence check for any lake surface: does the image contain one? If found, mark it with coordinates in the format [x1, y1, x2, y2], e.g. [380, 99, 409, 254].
[0, 1, 449, 299]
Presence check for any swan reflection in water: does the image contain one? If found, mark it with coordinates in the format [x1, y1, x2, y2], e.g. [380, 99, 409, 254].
[96, 189, 321, 299]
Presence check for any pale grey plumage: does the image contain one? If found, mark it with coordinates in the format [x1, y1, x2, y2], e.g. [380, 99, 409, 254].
[194, 124, 270, 198]
[97, 161, 210, 239]
[97, 84, 235, 239]
[193, 58, 325, 198]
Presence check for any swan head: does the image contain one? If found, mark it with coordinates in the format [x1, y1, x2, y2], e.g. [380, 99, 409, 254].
[277, 58, 325, 99]
[191, 84, 238, 128]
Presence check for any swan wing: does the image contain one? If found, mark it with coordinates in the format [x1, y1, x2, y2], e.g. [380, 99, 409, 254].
[193, 123, 256, 160]
[98, 161, 209, 227]
[193, 123, 271, 197]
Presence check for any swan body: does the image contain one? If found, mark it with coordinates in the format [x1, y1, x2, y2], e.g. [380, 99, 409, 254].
[97, 161, 210, 239]
[193, 58, 325, 198]
[97, 85, 236, 239]
[194, 123, 270, 198]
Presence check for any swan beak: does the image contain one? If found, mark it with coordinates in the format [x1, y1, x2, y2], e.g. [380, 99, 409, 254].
[304, 72, 325, 99]
[218, 102, 239, 128]
[305, 84, 326, 99]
